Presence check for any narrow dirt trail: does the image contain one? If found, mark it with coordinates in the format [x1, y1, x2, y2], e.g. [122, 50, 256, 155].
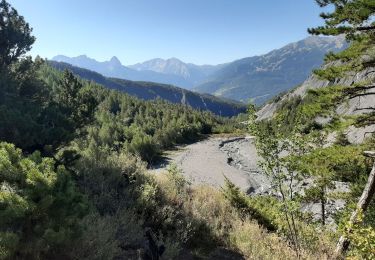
[150, 136, 271, 194]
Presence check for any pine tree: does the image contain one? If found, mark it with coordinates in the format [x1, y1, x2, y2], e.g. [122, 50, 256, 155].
[309, 1, 375, 256]
[309, 0, 375, 126]
[308, 0, 375, 40]
[0, 0, 35, 69]
[0, 142, 88, 259]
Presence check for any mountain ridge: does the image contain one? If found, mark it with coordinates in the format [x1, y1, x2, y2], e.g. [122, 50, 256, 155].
[52, 36, 347, 105]
[194, 36, 348, 104]
[48, 60, 246, 117]
[52, 55, 196, 88]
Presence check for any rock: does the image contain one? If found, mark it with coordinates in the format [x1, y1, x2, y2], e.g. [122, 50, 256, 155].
[257, 63, 375, 122]
[346, 125, 375, 144]
[315, 116, 332, 126]
[325, 131, 338, 147]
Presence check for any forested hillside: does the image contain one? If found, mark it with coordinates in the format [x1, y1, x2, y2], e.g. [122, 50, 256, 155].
[48, 61, 246, 117]
[0, 1, 250, 258]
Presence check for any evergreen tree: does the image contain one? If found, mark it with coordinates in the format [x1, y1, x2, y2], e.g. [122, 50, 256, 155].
[308, 0, 375, 40]
[309, 0, 375, 130]
[0, 0, 35, 69]
[0, 142, 88, 259]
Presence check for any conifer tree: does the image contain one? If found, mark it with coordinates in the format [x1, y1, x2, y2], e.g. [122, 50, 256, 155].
[0, 142, 88, 259]
[0, 0, 35, 69]
[310, 0, 375, 256]
[309, 0, 375, 125]
[308, 0, 375, 39]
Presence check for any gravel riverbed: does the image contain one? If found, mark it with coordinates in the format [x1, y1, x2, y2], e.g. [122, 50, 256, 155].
[150, 136, 271, 193]
[149, 135, 349, 226]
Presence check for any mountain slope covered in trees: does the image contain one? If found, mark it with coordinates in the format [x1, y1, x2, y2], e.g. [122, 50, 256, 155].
[48, 61, 246, 117]
[251, 1, 375, 257]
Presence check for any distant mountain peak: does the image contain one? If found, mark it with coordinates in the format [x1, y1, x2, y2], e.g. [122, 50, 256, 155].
[109, 56, 122, 66]
[168, 57, 182, 62]
[77, 54, 89, 58]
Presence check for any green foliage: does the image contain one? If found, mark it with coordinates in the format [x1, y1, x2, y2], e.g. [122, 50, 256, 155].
[54, 70, 97, 129]
[308, 0, 375, 40]
[307, 0, 375, 129]
[222, 177, 276, 231]
[345, 210, 375, 259]
[314, 39, 375, 81]
[0, 0, 35, 68]
[355, 112, 375, 128]
[4, 0, 372, 258]
[248, 105, 310, 255]
[260, 83, 362, 139]
[0, 59, 99, 153]
[298, 144, 369, 182]
[222, 178, 337, 258]
[0, 142, 88, 259]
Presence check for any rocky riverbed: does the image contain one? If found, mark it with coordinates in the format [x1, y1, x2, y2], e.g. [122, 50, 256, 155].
[150, 136, 271, 193]
[150, 135, 350, 226]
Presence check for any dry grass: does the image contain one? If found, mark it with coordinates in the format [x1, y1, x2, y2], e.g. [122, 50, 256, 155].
[155, 171, 336, 259]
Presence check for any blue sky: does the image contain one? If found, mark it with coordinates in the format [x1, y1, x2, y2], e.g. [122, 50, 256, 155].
[9, 0, 327, 65]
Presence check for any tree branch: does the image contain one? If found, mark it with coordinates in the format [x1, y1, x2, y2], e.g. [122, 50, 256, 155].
[349, 92, 375, 99]
[357, 26, 375, 31]
[345, 84, 375, 94]
[363, 70, 375, 78]
[354, 107, 375, 112]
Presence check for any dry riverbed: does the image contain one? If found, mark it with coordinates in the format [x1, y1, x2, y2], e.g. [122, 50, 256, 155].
[150, 136, 271, 194]
[150, 135, 349, 225]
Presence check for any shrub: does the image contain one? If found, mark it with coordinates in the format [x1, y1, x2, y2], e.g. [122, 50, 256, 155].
[0, 142, 88, 259]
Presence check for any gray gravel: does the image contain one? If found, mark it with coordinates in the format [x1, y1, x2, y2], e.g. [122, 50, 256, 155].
[150, 136, 271, 193]
[150, 136, 350, 227]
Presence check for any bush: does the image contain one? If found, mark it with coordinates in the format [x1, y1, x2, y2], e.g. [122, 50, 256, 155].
[0, 142, 88, 259]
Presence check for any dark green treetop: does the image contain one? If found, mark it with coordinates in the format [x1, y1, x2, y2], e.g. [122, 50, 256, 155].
[308, 0, 375, 40]
[0, 0, 35, 68]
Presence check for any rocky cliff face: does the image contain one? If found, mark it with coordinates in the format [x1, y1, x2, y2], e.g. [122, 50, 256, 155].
[257, 63, 375, 144]
[257, 65, 375, 119]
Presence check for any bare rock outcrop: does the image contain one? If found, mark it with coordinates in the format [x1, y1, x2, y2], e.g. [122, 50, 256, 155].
[256, 63, 375, 144]
[257, 64, 375, 120]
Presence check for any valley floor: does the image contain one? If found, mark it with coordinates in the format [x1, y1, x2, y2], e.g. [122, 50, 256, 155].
[150, 135, 349, 226]
[150, 135, 271, 194]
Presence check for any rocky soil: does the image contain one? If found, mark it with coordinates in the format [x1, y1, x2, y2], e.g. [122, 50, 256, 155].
[150, 136, 350, 226]
[150, 136, 271, 194]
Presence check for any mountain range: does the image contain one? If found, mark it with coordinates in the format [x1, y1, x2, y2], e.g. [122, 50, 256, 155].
[52, 55, 221, 89]
[48, 61, 246, 117]
[129, 58, 225, 86]
[52, 36, 347, 105]
[194, 36, 347, 104]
